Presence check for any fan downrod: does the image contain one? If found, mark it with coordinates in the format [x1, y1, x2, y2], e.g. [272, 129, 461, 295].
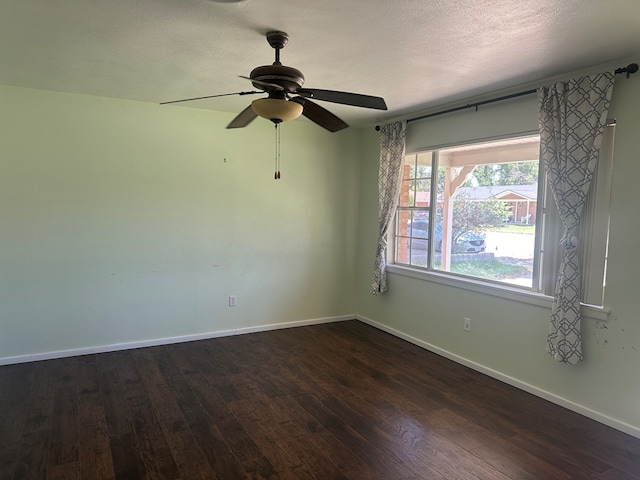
[249, 31, 304, 92]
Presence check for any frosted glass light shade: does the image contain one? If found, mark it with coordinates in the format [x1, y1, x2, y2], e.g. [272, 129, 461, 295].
[251, 98, 303, 123]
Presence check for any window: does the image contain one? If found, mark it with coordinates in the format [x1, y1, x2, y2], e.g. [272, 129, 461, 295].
[393, 129, 613, 306]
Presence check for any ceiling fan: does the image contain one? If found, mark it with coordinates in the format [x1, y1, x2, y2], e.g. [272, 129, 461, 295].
[161, 31, 388, 132]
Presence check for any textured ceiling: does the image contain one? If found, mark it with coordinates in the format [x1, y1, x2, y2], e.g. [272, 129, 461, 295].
[1, 0, 639, 127]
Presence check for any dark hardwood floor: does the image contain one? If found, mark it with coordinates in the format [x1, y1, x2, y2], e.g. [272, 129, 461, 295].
[1, 320, 639, 479]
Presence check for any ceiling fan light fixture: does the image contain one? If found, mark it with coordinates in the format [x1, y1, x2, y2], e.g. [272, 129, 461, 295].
[251, 98, 303, 123]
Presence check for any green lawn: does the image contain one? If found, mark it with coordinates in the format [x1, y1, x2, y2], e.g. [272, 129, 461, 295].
[487, 224, 536, 234]
[447, 259, 531, 279]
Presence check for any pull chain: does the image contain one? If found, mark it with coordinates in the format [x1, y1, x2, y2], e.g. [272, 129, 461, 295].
[274, 122, 281, 179]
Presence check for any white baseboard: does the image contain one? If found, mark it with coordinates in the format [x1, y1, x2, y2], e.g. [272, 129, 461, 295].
[0, 314, 354, 366]
[356, 314, 640, 440]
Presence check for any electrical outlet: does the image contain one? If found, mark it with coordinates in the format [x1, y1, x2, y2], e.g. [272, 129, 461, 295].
[464, 317, 471, 332]
[229, 295, 237, 307]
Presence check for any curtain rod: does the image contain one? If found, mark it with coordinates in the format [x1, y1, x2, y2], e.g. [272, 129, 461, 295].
[375, 62, 638, 131]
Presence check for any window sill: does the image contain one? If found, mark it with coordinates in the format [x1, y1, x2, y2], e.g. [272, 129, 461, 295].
[386, 264, 609, 322]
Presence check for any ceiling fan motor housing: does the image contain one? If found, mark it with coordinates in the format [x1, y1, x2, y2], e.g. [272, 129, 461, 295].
[250, 65, 305, 94]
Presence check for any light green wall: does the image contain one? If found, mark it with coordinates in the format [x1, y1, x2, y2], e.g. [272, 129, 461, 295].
[0, 85, 359, 358]
[355, 75, 640, 435]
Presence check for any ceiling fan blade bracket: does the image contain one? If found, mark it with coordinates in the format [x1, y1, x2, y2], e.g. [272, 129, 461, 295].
[239, 75, 285, 92]
[160, 90, 262, 105]
[296, 88, 387, 110]
[297, 90, 313, 99]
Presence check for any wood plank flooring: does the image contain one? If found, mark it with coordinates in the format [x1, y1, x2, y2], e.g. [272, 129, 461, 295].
[1, 320, 639, 479]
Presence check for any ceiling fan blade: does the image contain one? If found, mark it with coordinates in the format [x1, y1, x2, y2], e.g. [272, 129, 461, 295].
[296, 88, 387, 110]
[227, 105, 258, 129]
[291, 97, 348, 132]
[160, 90, 261, 105]
[238, 75, 285, 91]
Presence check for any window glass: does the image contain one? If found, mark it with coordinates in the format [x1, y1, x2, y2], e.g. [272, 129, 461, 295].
[396, 152, 432, 267]
[393, 130, 612, 306]
[436, 138, 539, 287]
[397, 136, 539, 287]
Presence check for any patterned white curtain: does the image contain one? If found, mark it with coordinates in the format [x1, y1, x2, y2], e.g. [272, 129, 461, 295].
[538, 72, 615, 364]
[371, 121, 407, 294]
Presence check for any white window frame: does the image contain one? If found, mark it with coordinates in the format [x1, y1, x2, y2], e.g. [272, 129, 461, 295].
[388, 126, 615, 321]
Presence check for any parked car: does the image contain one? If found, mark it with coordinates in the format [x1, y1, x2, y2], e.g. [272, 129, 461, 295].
[408, 222, 486, 253]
